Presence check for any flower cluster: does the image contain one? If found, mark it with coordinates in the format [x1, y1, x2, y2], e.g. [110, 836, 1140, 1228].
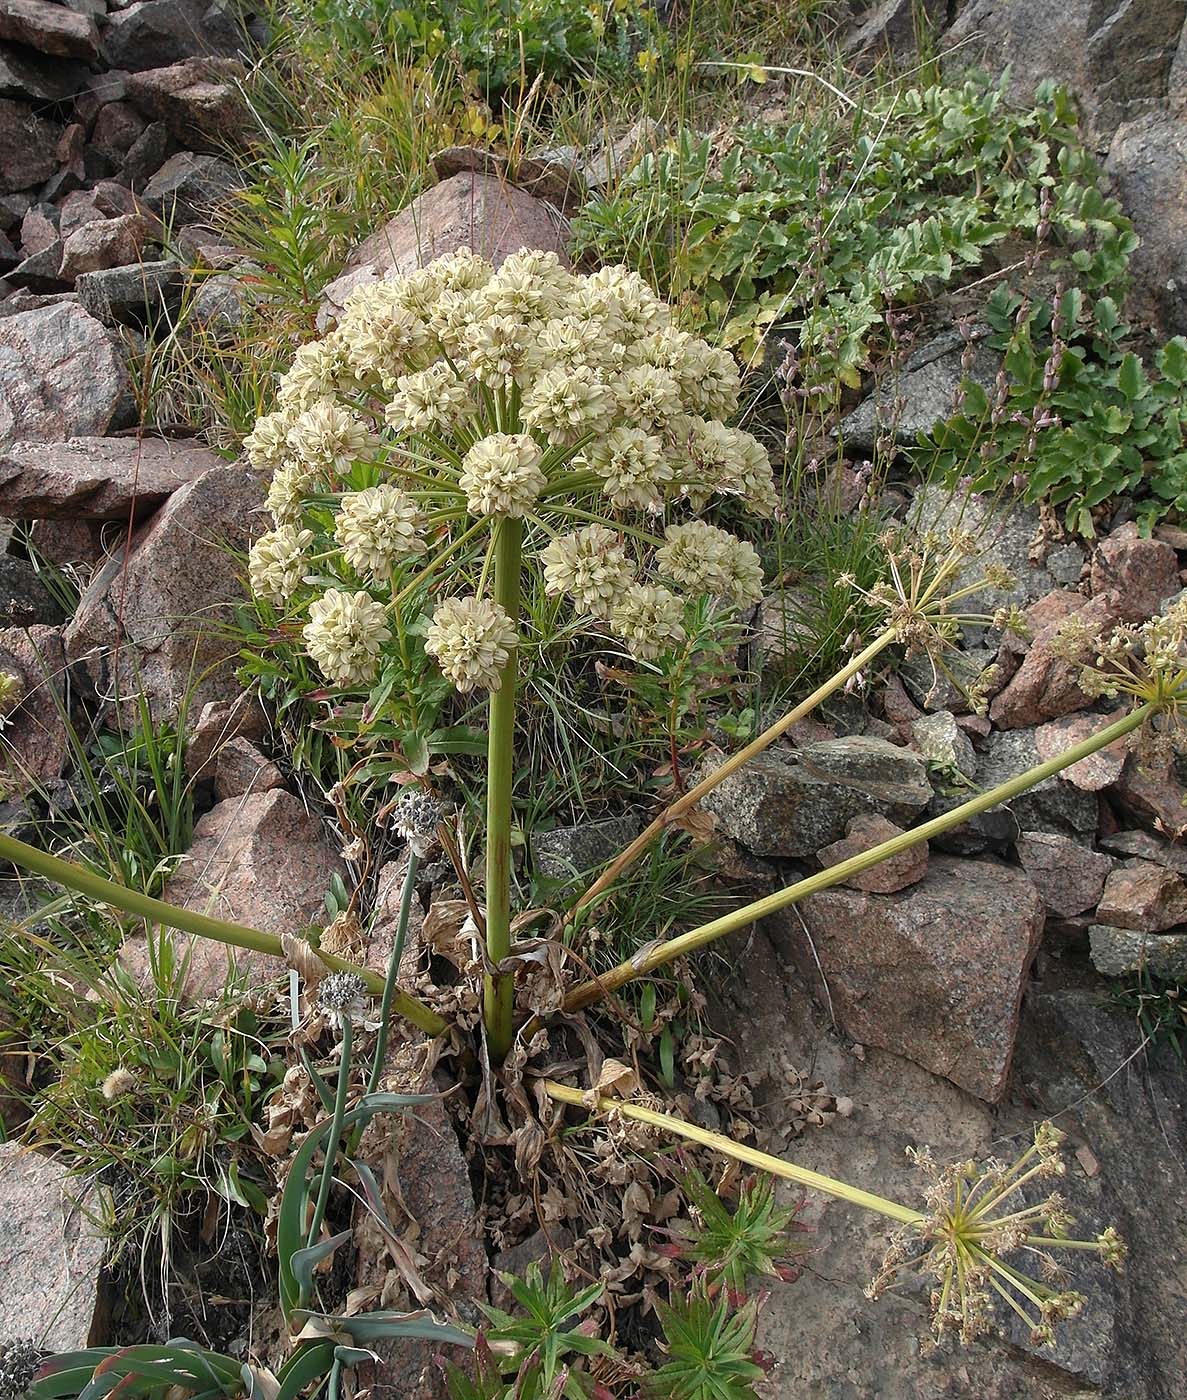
[245, 248, 775, 695]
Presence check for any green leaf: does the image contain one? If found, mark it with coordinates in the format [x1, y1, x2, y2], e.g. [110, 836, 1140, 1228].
[295, 1310, 474, 1350]
[1116, 352, 1146, 401]
[291, 1230, 352, 1303]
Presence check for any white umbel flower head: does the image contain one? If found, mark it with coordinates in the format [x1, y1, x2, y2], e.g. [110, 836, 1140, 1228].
[336, 484, 425, 579]
[425, 595, 518, 693]
[459, 433, 546, 518]
[656, 520, 735, 595]
[249, 525, 313, 605]
[266, 459, 314, 526]
[244, 406, 298, 472]
[463, 313, 530, 385]
[583, 426, 672, 512]
[384, 362, 476, 434]
[287, 401, 376, 472]
[521, 364, 615, 446]
[541, 524, 635, 618]
[303, 588, 392, 687]
[336, 282, 432, 385]
[610, 583, 686, 661]
[723, 537, 765, 607]
[277, 339, 349, 410]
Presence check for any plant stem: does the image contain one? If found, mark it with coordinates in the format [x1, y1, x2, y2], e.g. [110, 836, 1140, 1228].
[560, 702, 1151, 1012]
[564, 628, 899, 928]
[307, 1016, 352, 1251]
[542, 1081, 924, 1225]
[365, 849, 421, 1096]
[484, 516, 523, 1061]
[0, 831, 448, 1037]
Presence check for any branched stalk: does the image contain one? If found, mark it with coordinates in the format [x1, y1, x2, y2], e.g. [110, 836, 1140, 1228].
[542, 1081, 924, 1225]
[559, 702, 1152, 1013]
[484, 516, 524, 1060]
[0, 831, 447, 1037]
[565, 628, 900, 928]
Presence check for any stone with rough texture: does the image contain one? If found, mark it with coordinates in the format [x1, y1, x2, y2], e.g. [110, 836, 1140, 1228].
[142, 150, 242, 224]
[752, 590, 815, 679]
[1113, 754, 1187, 838]
[532, 813, 641, 889]
[1015, 831, 1113, 917]
[121, 790, 346, 996]
[0, 303, 127, 449]
[1034, 711, 1128, 791]
[0, 1143, 106, 1350]
[58, 213, 156, 281]
[990, 590, 1115, 729]
[0, 97, 60, 194]
[0, 624, 68, 794]
[101, 0, 244, 71]
[76, 258, 183, 327]
[212, 736, 284, 801]
[64, 464, 264, 726]
[772, 854, 1043, 1100]
[1090, 521, 1181, 619]
[1096, 858, 1187, 931]
[703, 736, 932, 859]
[0, 41, 89, 103]
[320, 172, 568, 325]
[816, 813, 927, 893]
[126, 58, 251, 151]
[926, 784, 1021, 855]
[93, 102, 148, 164]
[1106, 111, 1187, 332]
[910, 710, 976, 779]
[1089, 924, 1187, 978]
[184, 692, 267, 781]
[0, 556, 63, 627]
[1099, 827, 1187, 873]
[976, 727, 1099, 838]
[0, 0, 99, 59]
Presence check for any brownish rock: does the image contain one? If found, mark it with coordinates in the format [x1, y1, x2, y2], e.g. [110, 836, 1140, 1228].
[0, 0, 100, 61]
[0, 624, 69, 796]
[212, 736, 284, 801]
[1034, 712, 1129, 791]
[1090, 521, 1181, 619]
[64, 463, 265, 726]
[0, 1143, 107, 1351]
[1096, 858, 1187, 932]
[0, 435, 220, 519]
[184, 692, 267, 782]
[0, 97, 61, 195]
[121, 789, 347, 997]
[816, 813, 928, 893]
[1113, 755, 1187, 839]
[773, 855, 1044, 1101]
[59, 213, 155, 280]
[320, 172, 568, 324]
[1015, 831, 1113, 917]
[991, 591, 1117, 730]
[125, 58, 251, 152]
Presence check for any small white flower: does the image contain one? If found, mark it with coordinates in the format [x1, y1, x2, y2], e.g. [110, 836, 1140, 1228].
[317, 971, 370, 1032]
[540, 525, 635, 618]
[384, 362, 476, 434]
[287, 400, 376, 472]
[582, 426, 672, 512]
[612, 363, 682, 430]
[463, 312, 531, 386]
[249, 525, 313, 605]
[610, 583, 686, 661]
[303, 588, 392, 688]
[266, 458, 314, 526]
[521, 364, 614, 446]
[425, 595, 518, 692]
[277, 339, 350, 409]
[459, 433, 546, 518]
[244, 407, 298, 472]
[336, 484, 425, 579]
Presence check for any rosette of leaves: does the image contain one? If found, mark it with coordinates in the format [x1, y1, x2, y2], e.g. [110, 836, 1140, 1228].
[244, 248, 776, 1056]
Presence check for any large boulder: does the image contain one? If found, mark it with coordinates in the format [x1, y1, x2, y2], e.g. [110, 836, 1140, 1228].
[0, 434, 220, 519]
[0, 96, 60, 194]
[0, 303, 128, 449]
[0, 0, 100, 60]
[1106, 111, 1187, 333]
[0, 623, 69, 796]
[319, 172, 569, 325]
[702, 736, 932, 860]
[121, 789, 347, 997]
[772, 855, 1044, 1100]
[126, 57, 252, 151]
[0, 1143, 107, 1351]
[64, 463, 265, 726]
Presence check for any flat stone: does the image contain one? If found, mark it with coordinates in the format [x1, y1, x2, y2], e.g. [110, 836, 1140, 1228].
[752, 590, 816, 680]
[0, 303, 127, 449]
[75, 258, 183, 326]
[532, 814, 642, 890]
[1098, 827, 1187, 874]
[320, 172, 569, 326]
[92, 101, 148, 163]
[141, 150, 242, 225]
[816, 813, 927, 893]
[1090, 521, 1181, 620]
[121, 789, 347, 997]
[212, 736, 284, 801]
[118, 119, 169, 185]
[1089, 925, 1187, 979]
[703, 736, 932, 859]
[1015, 831, 1113, 917]
[1034, 712, 1128, 791]
[1106, 111, 1187, 334]
[0, 623, 69, 795]
[126, 57, 252, 151]
[975, 727, 1100, 839]
[1096, 858, 1187, 932]
[773, 855, 1043, 1101]
[910, 710, 977, 779]
[0, 1143, 106, 1350]
[0, 97, 60, 195]
[58, 213, 156, 281]
[0, 434, 220, 519]
[6, 239, 65, 292]
[64, 463, 265, 726]
[0, 40, 89, 102]
[0, 0, 99, 60]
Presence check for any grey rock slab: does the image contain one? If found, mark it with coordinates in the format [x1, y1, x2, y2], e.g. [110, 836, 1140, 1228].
[0, 1143, 107, 1350]
[102, 0, 245, 71]
[0, 555, 63, 626]
[910, 710, 977, 779]
[75, 258, 183, 327]
[0, 622, 69, 795]
[125, 57, 252, 152]
[1089, 923, 1187, 978]
[141, 150, 242, 225]
[0, 97, 60, 195]
[0, 434, 221, 519]
[0, 303, 127, 449]
[532, 813, 642, 890]
[975, 727, 1099, 839]
[0, 41, 89, 102]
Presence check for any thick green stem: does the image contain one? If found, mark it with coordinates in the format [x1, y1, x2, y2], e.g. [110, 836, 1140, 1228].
[542, 1081, 924, 1225]
[560, 702, 1152, 1013]
[483, 516, 523, 1060]
[306, 1016, 352, 1251]
[0, 832, 448, 1038]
